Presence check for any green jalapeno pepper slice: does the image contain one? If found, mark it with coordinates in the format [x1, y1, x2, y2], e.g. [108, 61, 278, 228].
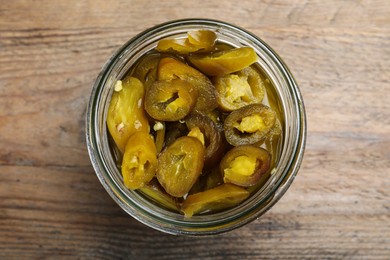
[181, 183, 249, 217]
[214, 66, 265, 111]
[185, 113, 225, 167]
[145, 79, 197, 121]
[138, 179, 180, 211]
[121, 132, 157, 190]
[158, 57, 218, 113]
[220, 145, 271, 187]
[157, 136, 205, 197]
[107, 77, 150, 153]
[224, 104, 276, 146]
[132, 53, 160, 90]
[156, 30, 217, 54]
[188, 47, 258, 76]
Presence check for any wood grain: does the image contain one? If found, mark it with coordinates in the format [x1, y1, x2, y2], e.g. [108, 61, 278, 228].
[0, 0, 389, 259]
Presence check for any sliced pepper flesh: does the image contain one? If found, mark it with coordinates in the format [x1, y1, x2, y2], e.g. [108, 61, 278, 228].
[158, 57, 217, 113]
[204, 166, 223, 190]
[121, 132, 157, 190]
[152, 121, 166, 153]
[188, 47, 258, 76]
[107, 30, 284, 217]
[181, 183, 249, 217]
[220, 145, 271, 187]
[214, 66, 265, 111]
[138, 179, 180, 211]
[157, 136, 205, 197]
[107, 77, 150, 153]
[164, 121, 188, 147]
[187, 30, 217, 49]
[145, 79, 197, 121]
[187, 126, 205, 146]
[186, 113, 225, 167]
[132, 53, 160, 90]
[156, 30, 216, 54]
[262, 119, 283, 170]
[224, 104, 276, 146]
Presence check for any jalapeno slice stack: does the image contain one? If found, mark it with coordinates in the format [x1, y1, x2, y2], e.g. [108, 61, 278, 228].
[106, 30, 283, 216]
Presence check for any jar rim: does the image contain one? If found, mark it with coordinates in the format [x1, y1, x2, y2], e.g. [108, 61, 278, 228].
[86, 18, 306, 235]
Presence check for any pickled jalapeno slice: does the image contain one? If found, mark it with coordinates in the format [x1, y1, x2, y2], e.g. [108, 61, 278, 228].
[121, 132, 158, 190]
[220, 145, 271, 187]
[165, 121, 188, 146]
[188, 47, 258, 76]
[132, 53, 160, 90]
[224, 104, 276, 146]
[158, 57, 218, 113]
[204, 166, 223, 190]
[157, 38, 197, 54]
[145, 79, 197, 121]
[214, 66, 265, 111]
[157, 136, 205, 197]
[107, 77, 150, 153]
[187, 126, 205, 145]
[138, 179, 180, 211]
[262, 119, 283, 170]
[157, 30, 217, 54]
[181, 183, 250, 217]
[185, 113, 225, 167]
[187, 30, 217, 47]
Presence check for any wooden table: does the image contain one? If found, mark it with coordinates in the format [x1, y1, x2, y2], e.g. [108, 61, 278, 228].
[1, 0, 389, 259]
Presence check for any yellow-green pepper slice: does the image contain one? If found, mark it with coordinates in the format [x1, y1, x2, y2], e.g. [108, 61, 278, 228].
[156, 30, 217, 54]
[157, 136, 205, 197]
[132, 53, 160, 90]
[224, 104, 276, 146]
[181, 183, 249, 217]
[185, 113, 225, 168]
[158, 57, 218, 113]
[121, 132, 157, 190]
[188, 47, 258, 76]
[107, 77, 149, 153]
[220, 145, 271, 187]
[214, 66, 265, 111]
[138, 179, 180, 212]
[145, 79, 198, 121]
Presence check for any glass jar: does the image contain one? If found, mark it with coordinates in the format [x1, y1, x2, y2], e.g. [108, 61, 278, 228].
[86, 19, 306, 235]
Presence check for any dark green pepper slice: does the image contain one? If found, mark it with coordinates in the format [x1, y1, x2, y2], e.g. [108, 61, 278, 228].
[204, 166, 223, 190]
[224, 104, 276, 146]
[185, 113, 225, 167]
[165, 121, 188, 147]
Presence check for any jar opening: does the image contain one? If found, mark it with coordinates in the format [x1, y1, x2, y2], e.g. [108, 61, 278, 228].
[86, 19, 306, 235]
